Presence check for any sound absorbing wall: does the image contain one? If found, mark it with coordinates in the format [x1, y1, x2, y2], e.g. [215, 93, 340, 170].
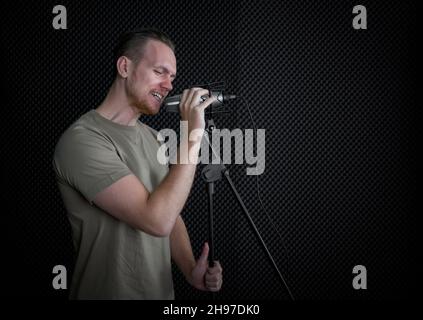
[4, 0, 417, 300]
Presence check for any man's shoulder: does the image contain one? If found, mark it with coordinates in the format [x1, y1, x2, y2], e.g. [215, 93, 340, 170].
[70, 109, 98, 129]
[55, 110, 105, 151]
[62, 110, 102, 136]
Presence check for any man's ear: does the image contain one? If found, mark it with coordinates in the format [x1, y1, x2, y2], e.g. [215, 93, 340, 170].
[116, 56, 131, 78]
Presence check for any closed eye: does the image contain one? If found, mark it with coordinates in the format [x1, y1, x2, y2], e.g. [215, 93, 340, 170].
[153, 66, 176, 82]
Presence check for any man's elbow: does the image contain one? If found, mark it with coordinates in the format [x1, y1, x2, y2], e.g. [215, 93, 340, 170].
[132, 211, 174, 237]
[146, 223, 173, 237]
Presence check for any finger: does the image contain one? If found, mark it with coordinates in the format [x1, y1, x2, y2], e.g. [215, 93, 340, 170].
[184, 88, 196, 107]
[183, 88, 201, 112]
[179, 89, 190, 114]
[205, 280, 219, 288]
[207, 267, 221, 275]
[198, 242, 209, 266]
[207, 261, 222, 274]
[188, 89, 210, 107]
[206, 279, 222, 291]
[214, 261, 222, 270]
[197, 95, 217, 112]
[185, 88, 204, 107]
[180, 89, 189, 105]
[205, 276, 221, 286]
[206, 274, 222, 283]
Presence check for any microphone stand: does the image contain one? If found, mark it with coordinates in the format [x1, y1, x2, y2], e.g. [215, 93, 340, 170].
[201, 115, 295, 301]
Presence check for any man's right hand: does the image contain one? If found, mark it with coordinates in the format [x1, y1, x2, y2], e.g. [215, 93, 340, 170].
[179, 88, 217, 140]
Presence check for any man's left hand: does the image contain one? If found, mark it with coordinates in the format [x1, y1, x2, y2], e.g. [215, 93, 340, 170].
[190, 242, 223, 292]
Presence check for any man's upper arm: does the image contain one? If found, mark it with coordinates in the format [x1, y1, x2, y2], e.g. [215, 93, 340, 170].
[54, 127, 164, 235]
[92, 174, 166, 235]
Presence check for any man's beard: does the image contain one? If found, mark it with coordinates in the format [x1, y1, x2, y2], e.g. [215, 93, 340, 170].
[126, 83, 157, 115]
[130, 96, 152, 114]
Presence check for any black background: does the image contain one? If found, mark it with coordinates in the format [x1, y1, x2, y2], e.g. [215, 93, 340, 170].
[4, 0, 418, 300]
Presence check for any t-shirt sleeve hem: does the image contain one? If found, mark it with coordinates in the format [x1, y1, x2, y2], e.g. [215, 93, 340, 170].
[85, 170, 132, 204]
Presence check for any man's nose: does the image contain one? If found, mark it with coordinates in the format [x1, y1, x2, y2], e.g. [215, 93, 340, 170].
[161, 76, 173, 92]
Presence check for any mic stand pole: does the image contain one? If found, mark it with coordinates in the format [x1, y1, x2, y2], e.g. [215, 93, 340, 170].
[201, 120, 295, 301]
[203, 118, 217, 300]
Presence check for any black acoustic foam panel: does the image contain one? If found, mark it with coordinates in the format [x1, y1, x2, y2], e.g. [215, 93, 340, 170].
[4, 0, 417, 300]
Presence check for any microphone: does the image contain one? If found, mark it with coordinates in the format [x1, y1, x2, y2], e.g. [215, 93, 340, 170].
[163, 91, 236, 113]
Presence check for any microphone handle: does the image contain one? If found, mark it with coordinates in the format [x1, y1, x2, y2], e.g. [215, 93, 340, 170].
[164, 103, 180, 113]
[164, 94, 209, 113]
[163, 91, 230, 113]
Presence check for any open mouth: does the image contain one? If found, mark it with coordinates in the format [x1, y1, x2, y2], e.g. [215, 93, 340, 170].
[151, 91, 164, 103]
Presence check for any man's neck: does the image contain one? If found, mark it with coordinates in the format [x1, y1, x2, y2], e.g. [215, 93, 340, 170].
[96, 80, 141, 126]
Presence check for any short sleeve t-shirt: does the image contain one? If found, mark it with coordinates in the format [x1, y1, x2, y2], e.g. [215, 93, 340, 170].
[53, 110, 174, 299]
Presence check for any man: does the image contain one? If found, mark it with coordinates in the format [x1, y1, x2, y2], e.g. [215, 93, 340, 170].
[53, 28, 223, 299]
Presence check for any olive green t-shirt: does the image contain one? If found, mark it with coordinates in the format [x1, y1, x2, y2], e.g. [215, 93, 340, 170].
[53, 110, 174, 299]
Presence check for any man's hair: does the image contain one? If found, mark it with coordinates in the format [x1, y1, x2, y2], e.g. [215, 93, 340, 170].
[113, 28, 175, 68]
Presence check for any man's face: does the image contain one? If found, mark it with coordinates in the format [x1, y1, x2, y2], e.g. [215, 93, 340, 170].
[126, 39, 176, 115]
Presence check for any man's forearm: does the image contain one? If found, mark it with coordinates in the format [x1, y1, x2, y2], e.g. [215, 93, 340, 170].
[146, 140, 201, 235]
[170, 215, 196, 282]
